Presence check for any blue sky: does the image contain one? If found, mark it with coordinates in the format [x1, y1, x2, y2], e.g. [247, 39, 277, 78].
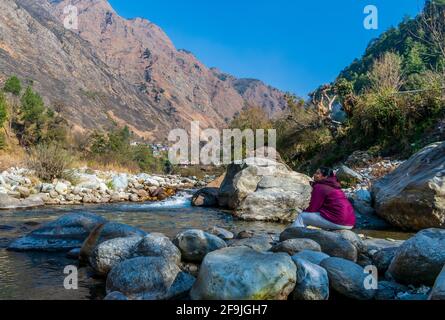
[108, 0, 426, 97]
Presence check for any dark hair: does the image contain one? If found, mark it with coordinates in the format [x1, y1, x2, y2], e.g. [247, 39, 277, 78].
[318, 167, 335, 178]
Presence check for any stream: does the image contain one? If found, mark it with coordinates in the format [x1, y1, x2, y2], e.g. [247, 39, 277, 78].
[0, 190, 412, 300]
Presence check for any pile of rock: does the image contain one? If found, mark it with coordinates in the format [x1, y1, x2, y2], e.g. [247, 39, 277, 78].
[0, 167, 208, 209]
[8, 212, 444, 300]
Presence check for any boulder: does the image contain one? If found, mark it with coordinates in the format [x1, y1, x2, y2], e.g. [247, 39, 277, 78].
[106, 256, 180, 300]
[54, 182, 68, 195]
[321, 257, 376, 300]
[191, 188, 219, 207]
[166, 272, 196, 300]
[292, 250, 330, 266]
[209, 226, 234, 240]
[0, 193, 45, 210]
[218, 157, 311, 222]
[228, 234, 273, 252]
[280, 227, 358, 261]
[371, 247, 399, 274]
[173, 229, 227, 262]
[79, 222, 147, 261]
[270, 239, 321, 256]
[190, 247, 296, 300]
[387, 228, 445, 286]
[8, 212, 107, 251]
[430, 265, 445, 300]
[291, 257, 329, 300]
[112, 174, 129, 192]
[372, 142, 445, 230]
[375, 281, 409, 300]
[90, 236, 143, 275]
[336, 165, 363, 186]
[134, 233, 181, 266]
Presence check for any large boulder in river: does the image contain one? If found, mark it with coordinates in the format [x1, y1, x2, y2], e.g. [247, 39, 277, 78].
[8, 212, 107, 251]
[79, 221, 147, 261]
[90, 236, 143, 275]
[173, 229, 227, 262]
[280, 227, 359, 262]
[372, 141, 445, 230]
[321, 257, 376, 300]
[90, 233, 181, 276]
[106, 256, 181, 300]
[190, 247, 296, 300]
[387, 228, 445, 286]
[218, 157, 311, 222]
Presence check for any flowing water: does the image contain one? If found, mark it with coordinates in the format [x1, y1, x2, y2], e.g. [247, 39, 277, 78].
[0, 190, 412, 300]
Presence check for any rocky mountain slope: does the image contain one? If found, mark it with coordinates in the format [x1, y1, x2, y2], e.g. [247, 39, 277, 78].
[0, 0, 288, 141]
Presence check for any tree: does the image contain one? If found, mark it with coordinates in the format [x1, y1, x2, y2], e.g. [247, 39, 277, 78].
[367, 52, 403, 94]
[0, 92, 8, 127]
[3, 76, 22, 96]
[19, 86, 47, 146]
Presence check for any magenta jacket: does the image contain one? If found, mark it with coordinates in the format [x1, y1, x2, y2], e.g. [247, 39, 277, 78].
[305, 176, 356, 227]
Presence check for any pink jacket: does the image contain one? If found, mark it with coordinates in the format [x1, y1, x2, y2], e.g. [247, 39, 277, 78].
[305, 176, 356, 227]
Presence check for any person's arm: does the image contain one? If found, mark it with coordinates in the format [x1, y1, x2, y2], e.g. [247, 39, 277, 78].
[305, 185, 326, 213]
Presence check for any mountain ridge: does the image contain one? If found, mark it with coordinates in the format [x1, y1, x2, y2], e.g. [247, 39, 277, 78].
[0, 0, 289, 141]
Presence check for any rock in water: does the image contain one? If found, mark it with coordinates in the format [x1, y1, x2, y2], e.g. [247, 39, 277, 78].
[430, 265, 445, 300]
[190, 247, 296, 300]
[218, 157, 312, 222]
[372, 141, 445, 230]
[270, 239, 321, 255]
[191, 188, 219, 207]
[387, 228, 445, 286]
[209, 227, 234, 241]
[292, 257, 329, 300]
[173, 230, 227, 262]
[79, 222, 147, 261]
[106, 257, 180, 300]
[134, 233, 181, 266]
[320, 257, 376, 300]
[0, 193, 45, 210]
[7, 213, 107, 251]
[90, 237, 143, 275]
[280, 227, 358, 262]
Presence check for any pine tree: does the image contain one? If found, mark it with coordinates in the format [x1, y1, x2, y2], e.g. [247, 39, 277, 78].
[3, 76, 22, 96]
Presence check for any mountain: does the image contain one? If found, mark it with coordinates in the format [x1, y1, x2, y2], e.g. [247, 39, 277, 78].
[0, 0, 288, 141]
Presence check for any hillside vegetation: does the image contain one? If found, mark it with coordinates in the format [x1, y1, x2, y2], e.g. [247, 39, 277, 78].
[247, 0, 445, 174]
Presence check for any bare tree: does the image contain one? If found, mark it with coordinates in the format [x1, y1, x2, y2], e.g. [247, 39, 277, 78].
[416, 1, 445, 60]
[367, 52, 404, 94]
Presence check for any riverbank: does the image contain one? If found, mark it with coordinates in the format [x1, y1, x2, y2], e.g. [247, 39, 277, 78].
[0, 167, 213, 209]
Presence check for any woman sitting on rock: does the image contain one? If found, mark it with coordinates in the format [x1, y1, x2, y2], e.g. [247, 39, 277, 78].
[292, 167, 356, 230]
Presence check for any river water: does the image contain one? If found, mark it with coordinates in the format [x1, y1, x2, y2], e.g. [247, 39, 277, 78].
[0, 190, 285, 300]
[0, 190, 412, 300]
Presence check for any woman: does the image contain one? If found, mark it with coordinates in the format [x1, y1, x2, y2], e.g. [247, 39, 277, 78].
[292, 167, 356, 230]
